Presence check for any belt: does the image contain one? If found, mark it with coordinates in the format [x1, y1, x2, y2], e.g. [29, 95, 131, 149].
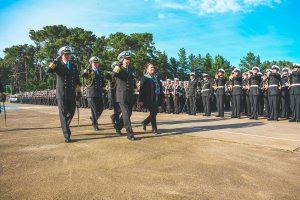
[269, 84, 278, 87]
[281, 86, 287, 88]
[291, 84, 300, 86]
[233, 85, 241, 87]
[218, 86, 225, 88]
[201, 89, 211, 92]
[250, 85, 259, 87]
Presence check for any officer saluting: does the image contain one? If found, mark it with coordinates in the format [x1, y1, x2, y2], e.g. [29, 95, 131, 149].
[267, 65, 281, 121]
[289, 63, 300, 123]
[47, 46, 81, 143]
[231, 68, 243, 119]
[249, 66, 262, 120]
[82, 56, 105, 130]
[112, 51, 137, 140]
[215, 69, 227, 117]
[280, 67, 290, 119]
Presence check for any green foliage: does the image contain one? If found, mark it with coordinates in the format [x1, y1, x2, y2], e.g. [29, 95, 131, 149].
[0, 25, 295, 93]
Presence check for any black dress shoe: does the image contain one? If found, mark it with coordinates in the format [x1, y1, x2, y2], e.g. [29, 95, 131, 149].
[127, 134, 136, 141]
[237, 115, 241, 119]
[116, 130, 122, 136]
[249, 117, 254, 119]
[64, 138, 71, 143]
[203, 114, 207, 116]
[93, 125, 100, 131]
[142, 123, 146, 131]
[216, 115, 220, 117]
[267, 118, 273, 121]
[152, 129, 158, 134]
[288, 119, 296, 122]
[231, 115, 236, 118]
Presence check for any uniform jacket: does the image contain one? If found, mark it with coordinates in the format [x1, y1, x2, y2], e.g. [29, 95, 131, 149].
[47, 60, 81, 100]
[249, 74, 262, 96]
[81, 68, 105, 98]
[112, 65, 137, 104]
[232, 76, 243, 95]
[268, 72, 281, 96]
[188, 79, 198, 97]
[290, 71, 300, 95]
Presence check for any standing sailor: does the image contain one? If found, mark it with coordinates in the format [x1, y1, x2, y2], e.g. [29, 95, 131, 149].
[215, 69, 227, 117]
[188, 72, 197, 115]
[231, 68, 243, 118]
[280, 68, 290, 119]
[200, 73, 212, 116]
[249, 67, 262, 120]
[289, 63, 300, 123]
[267, 65, 281, 121]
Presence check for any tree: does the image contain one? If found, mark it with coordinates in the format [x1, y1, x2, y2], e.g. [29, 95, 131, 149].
[202, 53, 213, 76]
[169, 57, 178, 79]
[239, 52, 261, 72]
[212, 55, 233, 77]
[178, 48, 188, 80]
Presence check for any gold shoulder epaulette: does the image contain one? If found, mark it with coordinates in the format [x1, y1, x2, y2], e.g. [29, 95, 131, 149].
[113, 66, 121, 73]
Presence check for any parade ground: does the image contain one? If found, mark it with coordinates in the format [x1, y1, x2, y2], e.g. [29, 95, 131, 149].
[0, 103, 299, 200]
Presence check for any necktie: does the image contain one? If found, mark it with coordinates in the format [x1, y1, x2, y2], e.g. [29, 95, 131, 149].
[66, 62, 70, 70]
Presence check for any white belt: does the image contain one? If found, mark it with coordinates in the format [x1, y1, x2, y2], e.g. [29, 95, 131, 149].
[218, 86, 225, 88]
[291, 84, 300, 86]
[233, 85, 241, 87]
[201, 89, 211, 92]
[269, 85, 278, 87]
[250, 85, 258, 87]
[281, 86, 287, 88]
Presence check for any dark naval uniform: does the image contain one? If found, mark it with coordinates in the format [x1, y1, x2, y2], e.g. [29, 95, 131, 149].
[173, 84, 183, 114]
[261, 78, 269, 117]
[280, 74, 290, 119]
[165, 84, 173, 114]
[249, 74, 262, 119]
[289, 70, 300, 122]
[215, 76, 227, 117]
[82, 67, 105, 130]
[243, 77, 251, 116]
[231, 76, 243, 118]
[112, 65, 137, 139]
[200, 79, 212, 116]
[47, 60, 81, 141]
[188, 79, 198, 115]
[267, 72, 281, 120]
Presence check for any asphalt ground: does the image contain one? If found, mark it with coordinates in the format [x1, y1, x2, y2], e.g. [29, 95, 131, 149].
[0, 103, 299, 199]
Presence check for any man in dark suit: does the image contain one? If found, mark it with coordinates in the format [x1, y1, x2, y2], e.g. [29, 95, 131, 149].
[47, 46, 81, 143]
[81, 56, 105, 130]
[112, 51, 137, 140]
[200, 73, 212, 116]
[249, 66, 262, 120]
[139, 63, 163, 134]
[289, 63, 300, 123]
[267, 65, 281, 121]
[215, 69, 227, 117]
